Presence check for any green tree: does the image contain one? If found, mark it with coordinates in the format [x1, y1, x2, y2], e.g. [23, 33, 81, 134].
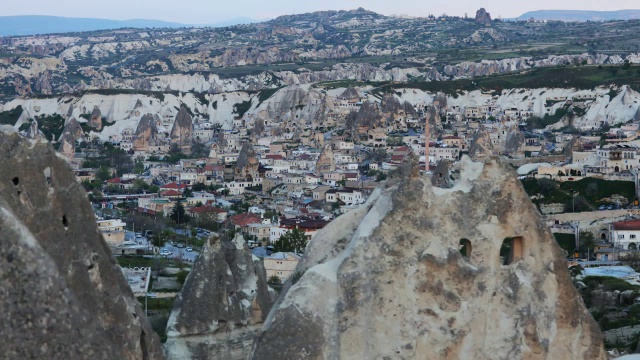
[133, 158, 145, 174]
[267, 275, 281, 284]
[151, 235, 167, 248]
[579, 231, 596, 253]
[273, 228, 308, 253]
[170, 200, 190, 225]
[133, 179, 149, 191]
[96, 166, 111, 182]
[192, 182, 207, 191]
[191, 138, 208, 158]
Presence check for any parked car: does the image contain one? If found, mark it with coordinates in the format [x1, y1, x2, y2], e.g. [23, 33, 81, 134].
[185, 247, 193, 252]
[176, 243, 185, 248]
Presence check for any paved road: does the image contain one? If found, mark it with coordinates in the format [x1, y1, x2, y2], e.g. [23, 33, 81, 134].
[161, 243, 199, 263]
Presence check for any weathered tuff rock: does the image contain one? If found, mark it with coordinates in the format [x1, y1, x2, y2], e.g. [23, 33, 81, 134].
[57, 117, 85, 156]
[250, 157, 606, 359]
[504, 126, 526, 158]
[475, 8, 493, 26]
[170, 106, 192, 153]
[0, 132, 163, 359]
[235, 142, 259, 181]
[25, 119, 40, 140]
[165, 234, 274, 360]
[134, 113, 159, 151]
[468, 127, 494, 159]
[315, 144, 336, 175]
[89, 105, 103, 130]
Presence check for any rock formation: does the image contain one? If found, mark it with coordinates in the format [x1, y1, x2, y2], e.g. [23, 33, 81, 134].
[315, 144, 336, 175]
[134, 113, 159, 151]
[89, 105, 103, 130]
[58, 117, 85, 156]
[0, 131, 163, 359]
[475, 8, 493, 26]
[338, 87, 360, 100]
[504, 126, 526, 158]
[431, 159, 453, 188]
[468, 127, 494, 160]
[165, 234, 274, 360]
[250, 156, 606, 359]
[25, 119, 40, 140]
[235, 142, 259, 181]
[170, 106, 193, 154]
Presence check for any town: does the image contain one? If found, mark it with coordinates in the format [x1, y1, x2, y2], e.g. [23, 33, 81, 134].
[6, 4, 640, 359]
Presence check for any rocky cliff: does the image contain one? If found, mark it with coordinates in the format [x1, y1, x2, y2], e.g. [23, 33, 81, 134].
[170, 106, 193, 153]
[0, 131, 163, 359]
[134, 113, 160, 151]
[165, 234, 274, 360]
[250, 157, 606, 359]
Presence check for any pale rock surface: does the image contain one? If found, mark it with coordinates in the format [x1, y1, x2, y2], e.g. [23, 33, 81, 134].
[0, 131, 163, 359]
[170, 106, 193, 153]
[165, 234, 274, 360]
[250, 157, 606, 360]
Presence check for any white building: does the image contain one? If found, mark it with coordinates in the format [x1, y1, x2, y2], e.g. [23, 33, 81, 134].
[611, 219, 640, 250]
[264, 252, 302, 281]
[97, 219, 126, 247]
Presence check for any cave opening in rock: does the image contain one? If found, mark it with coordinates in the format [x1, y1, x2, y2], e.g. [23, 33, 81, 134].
[500, 236, 524, 265]
[459, 238, 472, 258]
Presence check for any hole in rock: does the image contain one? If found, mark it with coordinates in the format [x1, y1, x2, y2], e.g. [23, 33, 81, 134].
[12, 177, 19, 186]
[459, 238, 472, 258]
[500, 237, 524, 265]
[62, 215, 69, 229]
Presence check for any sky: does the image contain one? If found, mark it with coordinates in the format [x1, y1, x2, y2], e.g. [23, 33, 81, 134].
[3, 0, 640, 24]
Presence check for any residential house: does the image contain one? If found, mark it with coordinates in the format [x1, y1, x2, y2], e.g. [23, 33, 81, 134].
[97, 219, 126, 247]
[188, 205, 228, 222]
[263, 252, 302, 280]
[610, 219, 640, 251]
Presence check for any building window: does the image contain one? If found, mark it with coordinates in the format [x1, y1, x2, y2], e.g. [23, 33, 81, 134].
[619, 235, 625, 240]
[632, 235, 637, 239]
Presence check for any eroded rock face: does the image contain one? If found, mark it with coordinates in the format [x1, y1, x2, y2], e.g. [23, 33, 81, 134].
[250, 157, 606, 360]
[315, 144, 336, 175]
[475, 8, 493, 26]
[165, 234, 274, 360]
[504, 126, 526, 158]
[57, 117, 85, 156]
[0, 132, 163, 359]
[468, 127, 494, 159]
[170, 106, 192, 153]
[134, 113, 159, 151]
[90, 105, 103, 130]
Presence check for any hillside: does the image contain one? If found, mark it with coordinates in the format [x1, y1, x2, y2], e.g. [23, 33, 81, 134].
[517, 9, 640, 22]
[4, 8, 640, 101]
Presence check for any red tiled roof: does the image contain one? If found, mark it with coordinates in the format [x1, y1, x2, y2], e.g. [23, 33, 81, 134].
[190, 205, 227, 214]
[106, 177, 121, 183]
[229, 212, 262, 227]
[613, 219, 640, 231]
[160, 189, 182, 196]
[266, 154, 284, 160]
[160, 182, 188, 189]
